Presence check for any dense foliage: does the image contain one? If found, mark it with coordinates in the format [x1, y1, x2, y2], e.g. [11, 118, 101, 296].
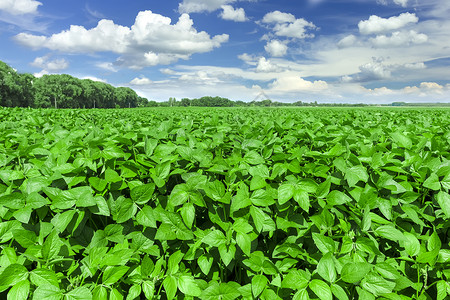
[0, 107, 449, 299]
[0, 61, 147, 108]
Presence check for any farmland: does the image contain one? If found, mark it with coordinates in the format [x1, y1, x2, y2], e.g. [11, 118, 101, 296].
[0, 106, 449, 299]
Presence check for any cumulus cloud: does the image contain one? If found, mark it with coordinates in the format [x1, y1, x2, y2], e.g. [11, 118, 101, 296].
[269, 76, 328, 92]
[370, 30, 428, 47]
[130, 77, 152, 85]
[14, 11, 229, 68]
[261, 11, 296, 24]
[342, 58, 428, 83]
[261, 11, 316, 39]
[0, 0, 42, 15]
[264, 40, 288, 56]
[178, 0, 235, 13]
[220, 5, 247, 22]
[358, 13, 418, 35]
[30, 55, 69, 72]
[273, 19, 316, 39]
[255, 57, 281, 72]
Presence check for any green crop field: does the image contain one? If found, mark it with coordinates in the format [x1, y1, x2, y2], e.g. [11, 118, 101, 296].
[0, 106, 449, 299]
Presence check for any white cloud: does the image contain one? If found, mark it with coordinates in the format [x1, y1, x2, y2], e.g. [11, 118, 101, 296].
[273, 19, 316, 39]
[370, 30, 428, 47]
[33, 70, 48, 78]
[30, 55, 69, 72]
[393, 0, 408, 7]
[337, 35, 357, 48]
[256, 57, 281, 72]
[220, 5, 247, 22]
[377, 0, 408, 7]
[96, 62, 117, 72]
[269, 76, 328, 92]
[342, 58, 391, 82]
[261, 11, 316, 39]
[0, 0, 41, 15]
[178, 0, 235, 13]
[358, 13, 418, 35]
[264, 40, 288, 57]
[130, 77, 152, 85]
[261, 11, 296, 24]
[81, 76, 106, 82]
[14, 10, 229, 68]
[342, 58, 429, 83]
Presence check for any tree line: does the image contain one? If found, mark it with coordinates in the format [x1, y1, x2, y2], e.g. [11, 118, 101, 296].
[0, 60, 147, 108]
[145, 96, 370, 107]
[2, 60, 374, 108]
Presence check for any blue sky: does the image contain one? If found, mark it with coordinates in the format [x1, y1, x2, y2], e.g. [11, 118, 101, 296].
[1, 0, 449, 103]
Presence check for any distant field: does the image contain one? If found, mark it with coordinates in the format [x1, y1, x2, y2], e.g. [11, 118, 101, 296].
[0, 107, 449, 299]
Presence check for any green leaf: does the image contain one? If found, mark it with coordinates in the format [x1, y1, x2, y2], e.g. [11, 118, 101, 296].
[326, 190, 351, 206]
[312, 233, 335, 254]
[436, 191, 450, 219]
[125, 284, 141, 300]
[130, 183, 155, 205]
[144, 137, 158, 157]
[168, 250, 184, 275]
[294, 188, 309, 212]
[282, 270, 309, 290]
[201, 282, 241, 300]
[423, 173, 440, 190]
[42, 230, 62, 261]
[109, 288, 123, 300]
[92, 286, 108, 300]
[250, 175, 266, 191]
[309, 279, 332, 300]
[278, 183, 294, 205]
[293, 289, 309, 300]
[345, 165, 369, 187]
[197, 254, 213, 275]
[65, 286, 92, 300]
[236, 232, 252, 256]
[244, 151, 265, 165]
[252, 275, 268, 298]
[142, 281, 155, 299]
[317, 253, 336, 283]
[136, 205, 157, 228]
[157, 211, 194, 240]
[88, 177, 108, 192]
[330, 283, 348, 300]
[403, 232, 420, 257]
[375, 225, 405, 242]
[51, 210, 76, 233]
[30, 268, 59, 288]
[390, 131, 412, 149]
[114, 196, 137, 223]
[361, 272, 395, 296]
[7, 279, 30, 300]
[163, 275, 177, 300]
[250, 206, 275, 233]
[102, 266, 129, 285]
[180, 202, 195, 229]
[177, 275, 201, 297]
[341, 262, 372, 283]
[72, 186, 96, 207]
[32, 285, 62, 300]
[12, 227, 37, 248]
[436, 280, 448, 300]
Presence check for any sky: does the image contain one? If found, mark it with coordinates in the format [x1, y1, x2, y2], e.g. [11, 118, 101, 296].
[0, 0, 449, 103]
